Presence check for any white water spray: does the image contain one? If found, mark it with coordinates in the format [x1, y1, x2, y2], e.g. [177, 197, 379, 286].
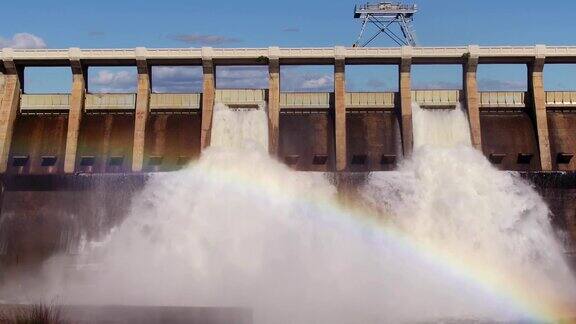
[412, 103, 472, 148]
[1, 102, 575, 323]
[210, 103, 269, 150]
[361, 103, 576, 317]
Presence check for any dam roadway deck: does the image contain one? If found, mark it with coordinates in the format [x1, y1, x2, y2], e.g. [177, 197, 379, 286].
[0, 45, 576, 267]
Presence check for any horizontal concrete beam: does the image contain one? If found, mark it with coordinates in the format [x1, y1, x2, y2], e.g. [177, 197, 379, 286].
[85, 93, 136, 110]
[15, 91, 576, 112]
[346, 92, 395, 109]
[150, 93, 201, 110]
[281, 92, 331, 109]
[3, 45, 576, 67]
[215, 89, 266, 106]
[479, 91, 526, 108]
[412, 90, 460, 107]
[546, 91, 576, 107]
[20, 94, 71, 111]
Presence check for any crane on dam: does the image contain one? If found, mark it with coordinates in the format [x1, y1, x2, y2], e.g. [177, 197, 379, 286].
[353, 1, 418, 47]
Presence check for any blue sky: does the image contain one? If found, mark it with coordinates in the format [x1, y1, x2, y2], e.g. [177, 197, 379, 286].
[2, 0, 576, 93]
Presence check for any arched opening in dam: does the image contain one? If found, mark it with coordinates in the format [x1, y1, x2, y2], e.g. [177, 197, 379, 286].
[0, 46, 576, 323]
[345, 65, 401, 173]
[146, 66, 205, 172]
[279, 65, 338, 172]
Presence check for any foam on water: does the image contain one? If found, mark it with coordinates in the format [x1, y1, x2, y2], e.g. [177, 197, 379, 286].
[1, 102, 575, 323]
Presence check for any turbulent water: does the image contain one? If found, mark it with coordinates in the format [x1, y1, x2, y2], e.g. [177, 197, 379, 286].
[1, 102, 575, 323]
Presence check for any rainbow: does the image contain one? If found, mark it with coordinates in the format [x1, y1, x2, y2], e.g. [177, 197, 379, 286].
[177, 153, 576, 324]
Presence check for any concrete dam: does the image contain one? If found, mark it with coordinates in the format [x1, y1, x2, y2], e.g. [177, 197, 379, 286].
[1, 45, 576, 322]
[1, 46, 576, 174]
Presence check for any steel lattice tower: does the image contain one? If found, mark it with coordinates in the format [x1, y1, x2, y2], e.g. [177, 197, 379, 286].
[353, 2, 418, 47]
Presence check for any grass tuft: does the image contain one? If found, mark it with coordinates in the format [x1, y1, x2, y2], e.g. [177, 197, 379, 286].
[0, 303, 69, 324]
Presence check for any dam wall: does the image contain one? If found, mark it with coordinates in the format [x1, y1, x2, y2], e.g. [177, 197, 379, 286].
[4, 89, 576, 173]
[1, 46, 576, 174]
[1, 46, 576, 267]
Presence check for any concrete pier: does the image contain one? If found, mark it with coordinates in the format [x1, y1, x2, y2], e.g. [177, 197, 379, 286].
[0, 51, 21, 173]
[132, 49, 151, 172]
[64, 51, 85, 173]
[0, 75, 20, 173]
[528, 45, 553, 171]
[463, 45, 482, 151]
[334, 51, 347, 171]
[398, 46, 413, 157]
[268, 48, 280, 156]
[200, 51, 215, 150]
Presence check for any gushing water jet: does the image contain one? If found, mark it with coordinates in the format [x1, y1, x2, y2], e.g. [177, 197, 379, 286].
[0, 102, 574, 323]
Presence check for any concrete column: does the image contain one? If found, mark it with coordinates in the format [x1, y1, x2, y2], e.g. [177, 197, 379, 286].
[398, 46, 413, 158]
[0, 49, 22, 173]
[334, 47, 347, 172]
[528, 45, 552, 171]
[0, 73, 4, 92]
[268, 47, 281, 157]
[132, 48, 151, 172]
[0, 181, 4, 216]
[463, 45, 482, 151]
[64, 48, 86, 173]
[200, 49, 215, 150]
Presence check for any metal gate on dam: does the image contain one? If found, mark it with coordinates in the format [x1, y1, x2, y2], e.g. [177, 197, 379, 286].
[1, 45, 576, 266]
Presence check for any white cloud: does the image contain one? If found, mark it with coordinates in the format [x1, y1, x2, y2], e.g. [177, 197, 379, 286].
[154, 66, 336, 92]
[92, 68, 527, 94]
[0, 33, 47, 49]
[89, 69, 137, 93]
[152, 66, 203, 93]
[87, 66, 339, 93]
[301, 75, 333, 90]
[88, 66, 269, 93]
[282, 68, 334, 92]
[216, 66, 269, 89]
